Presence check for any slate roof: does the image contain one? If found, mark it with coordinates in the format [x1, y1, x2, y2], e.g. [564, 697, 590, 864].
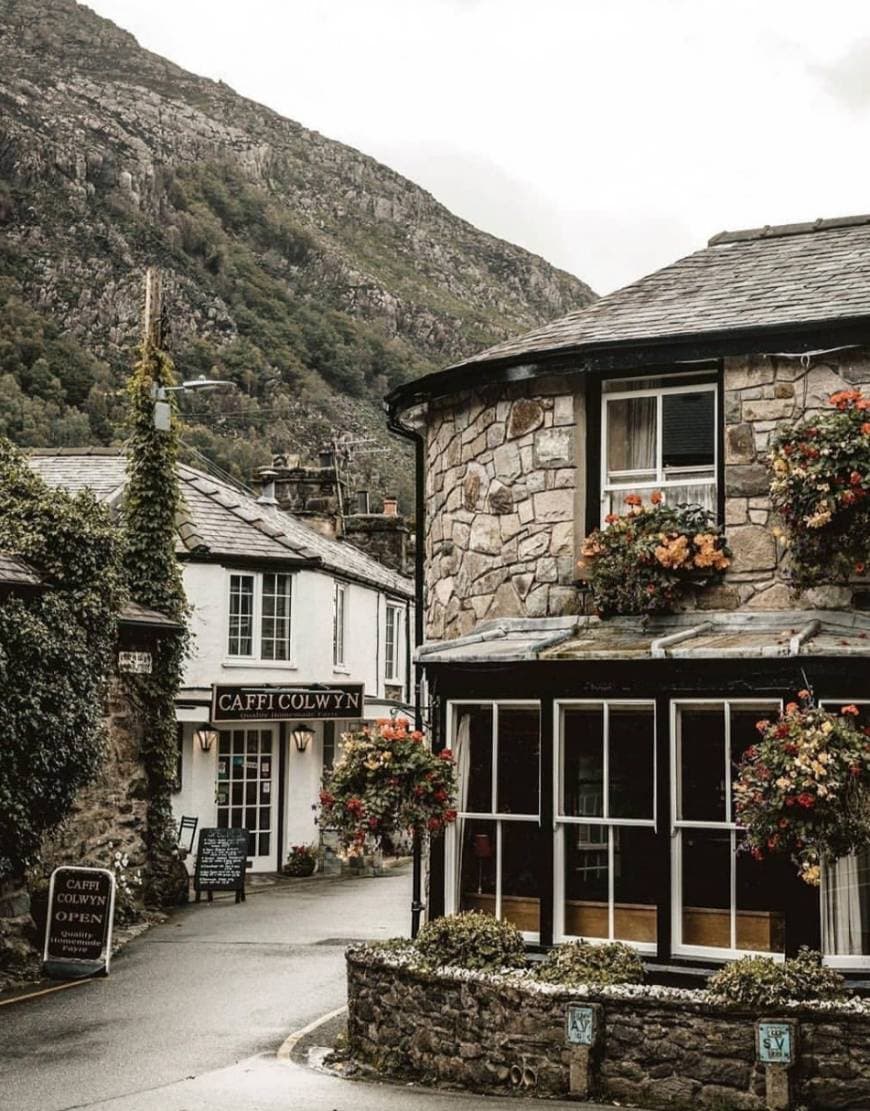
[0, 552, 42, 587]
[445, 214, 870, 372]
[28, 451, 413, 599]
[416, 612, 870, 664]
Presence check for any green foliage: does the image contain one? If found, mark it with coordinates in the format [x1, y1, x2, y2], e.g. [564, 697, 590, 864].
[733, 693, 870, 885]
[580, 497, 731, 616]
[121, 339, 189, 904]
[282, 843, 317, 876]
[769, 388, 870, 588]
[414, 911, 527, 973]
[534, 940, 645, 987]
[319, 718, 457, 856]
[0, 439, 124, 880]
[707, 948, 848, 1009]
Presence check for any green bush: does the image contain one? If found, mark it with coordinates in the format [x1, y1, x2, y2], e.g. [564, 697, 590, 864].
[414, 912, 526, 973]
[707, 948, 849, 1009]
[534, 940, 645, 987]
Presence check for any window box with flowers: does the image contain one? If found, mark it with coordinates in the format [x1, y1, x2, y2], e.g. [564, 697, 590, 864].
[578, 492, 731, 616]
[319, 718, 457, 858]
[734, 692, 870, 887]
[769, 388, 870, 589]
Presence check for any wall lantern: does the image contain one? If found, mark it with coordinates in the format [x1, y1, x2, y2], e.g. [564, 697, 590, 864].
[194, 723, 219, 753]
[292, 723, 315, 753]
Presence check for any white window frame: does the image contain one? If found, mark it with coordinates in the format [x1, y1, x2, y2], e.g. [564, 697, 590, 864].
[600, 376, 718, 523]
[818, 698, 870, 969]
[384, 603, 402, 682]
[671, 698, 784, 963]
[333, 582, 347, 670]
[224, 570, 295, 665]
[444, 700, 541, 941]
[554, 699, 657, 953]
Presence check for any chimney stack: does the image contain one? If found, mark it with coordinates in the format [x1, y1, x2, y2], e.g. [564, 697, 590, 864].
[342, 494, 410, 575]
[256, 468, 278, 506]
[252, 448, 347, 539]
[382, 496, 398, 517]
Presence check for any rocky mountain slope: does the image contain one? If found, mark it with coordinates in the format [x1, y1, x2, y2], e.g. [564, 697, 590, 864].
[0, 0, 595, 505]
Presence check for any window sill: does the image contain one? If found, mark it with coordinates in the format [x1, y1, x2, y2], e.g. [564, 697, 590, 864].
[333, 666, 351, 675]
[222, 660, 298, 670]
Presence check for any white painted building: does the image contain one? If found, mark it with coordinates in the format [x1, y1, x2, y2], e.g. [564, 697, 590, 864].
[29, 449, 415, 874]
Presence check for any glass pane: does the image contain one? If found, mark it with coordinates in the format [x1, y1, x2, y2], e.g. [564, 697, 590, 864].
[231, 807, 243, 827]
[501, 822, 542, 935]
[657, 481, 716, 513]
[258, 833, 270, 856]
[247, 733, 258, 753]
[232, 731, 244, 754]
[679, 705, 726, 822]
[662, 391, 714, 469]
[458, 819, 497, 916]
[613, 826, 658, 943]
[231, 782, 243, 805]
[682, 829, 731, 949]
[245, 782, 257, 804]
[261, 732, 272, 752]
[730, 704, 779, 779]
[219, 732, 231, 755]
[609, 705, 654, 819]
[823, 848, 870, 956]
[217, 809, 228, 828]
[736, 838, 786, 953]
[245, 807, 257, 829]
[607, 396, 656, 479]
[259, 806, 270, 829]
[497, 707, 539, 815]
[564, 823, 609, 939]
[562, 706, 604, 818]
[462, 705, 494, 814]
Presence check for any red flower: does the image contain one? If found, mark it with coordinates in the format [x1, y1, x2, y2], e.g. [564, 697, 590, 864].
[756, 719, 771, 734]
[842, 704, 860, 716]
[368, 817, 380, 830]
[856, 563, 866, 575]
[841, 490, 857, 506]
[797, 792, 816, 809]
[438, 748, 453, 761]
[427, 817, 442, 832]
[851, 765, 862, 778]
[851, 471, 864, 487]
[751, 847, 765, 861]
[605, 513, 619, 524]
[444, 809, 458, 823]
[319, 790, 335, 807]
[798, 689, 811, 701]
[778, 818, 790, 829]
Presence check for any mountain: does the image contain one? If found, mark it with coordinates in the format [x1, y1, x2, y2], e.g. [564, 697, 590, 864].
[0, 0, 596, 507]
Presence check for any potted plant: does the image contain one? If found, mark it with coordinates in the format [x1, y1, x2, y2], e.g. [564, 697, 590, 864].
[768, 388, 870, 588]
[283, 843, 317, 877]
[578, 493, 730, 616]
[734, 691, 870, 885]
[319, 718, 457, 858]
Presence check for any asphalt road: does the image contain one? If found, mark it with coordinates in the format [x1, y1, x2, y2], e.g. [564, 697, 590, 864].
[0, 865, 609, 1111]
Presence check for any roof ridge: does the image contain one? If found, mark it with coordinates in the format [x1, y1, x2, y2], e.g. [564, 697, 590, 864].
[26, 447, 126, 456]
[709, 213, 870, 246]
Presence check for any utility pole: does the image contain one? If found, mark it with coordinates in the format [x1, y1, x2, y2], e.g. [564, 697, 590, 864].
[143, 267, 163, 348]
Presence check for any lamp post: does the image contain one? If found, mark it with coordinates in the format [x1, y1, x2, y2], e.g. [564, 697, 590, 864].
[152, 376, 234, 430]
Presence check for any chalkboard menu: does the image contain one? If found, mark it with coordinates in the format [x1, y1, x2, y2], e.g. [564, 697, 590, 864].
[43, 866, 116, 979]
[194, 827, 249, 903]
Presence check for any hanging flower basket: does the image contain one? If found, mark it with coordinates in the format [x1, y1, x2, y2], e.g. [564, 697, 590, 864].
[319, 718, 457, 858]
[733, 693, 870, 885]
[578, 494, 730, 616]
[768, 388, 870, 588]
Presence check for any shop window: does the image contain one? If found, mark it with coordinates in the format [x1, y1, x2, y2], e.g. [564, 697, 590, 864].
[556, 702, 657, 947]
[448, 702, 541, 938]
[226, 571, 292, 661]
[820, 701, 870, 966]
[601, 374, 717, 519]
[216, 729, 273, 857]
[673, 700, 791, 958]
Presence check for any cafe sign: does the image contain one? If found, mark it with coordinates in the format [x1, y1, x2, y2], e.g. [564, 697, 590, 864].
[43, 866, 116, 980]
[211, 683, 365, 722]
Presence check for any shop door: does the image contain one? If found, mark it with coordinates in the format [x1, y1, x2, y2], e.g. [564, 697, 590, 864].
[216, 728, 276, 872]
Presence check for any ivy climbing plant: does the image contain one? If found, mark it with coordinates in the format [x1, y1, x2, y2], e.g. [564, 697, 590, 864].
[0, 439, 124, 882]
[122, 338, 190, 904]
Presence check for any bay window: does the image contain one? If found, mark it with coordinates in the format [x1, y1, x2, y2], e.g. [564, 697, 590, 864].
[602, 374, 717, 519]
[227, 571, 293, 661]
[447, 702, 542, 937]
[555, 701, 657, 947]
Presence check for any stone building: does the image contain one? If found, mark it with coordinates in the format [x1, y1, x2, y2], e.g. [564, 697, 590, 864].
[387, 215, 870, 977]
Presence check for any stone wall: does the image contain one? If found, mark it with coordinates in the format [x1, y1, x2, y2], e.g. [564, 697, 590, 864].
[422, 350, 870, 638]
[424, 376, 582, 640]
[347, 952, 870, 1110]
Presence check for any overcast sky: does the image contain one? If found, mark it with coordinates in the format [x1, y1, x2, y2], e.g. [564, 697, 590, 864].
[88, 0, 870, 295]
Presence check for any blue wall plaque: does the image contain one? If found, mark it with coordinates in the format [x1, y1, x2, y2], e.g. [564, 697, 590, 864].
[756, 1021, 795, 1066]
[566, 1004, 596, 1046]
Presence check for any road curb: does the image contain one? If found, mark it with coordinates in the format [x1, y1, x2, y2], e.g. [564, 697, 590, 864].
[276, 1004, 347, 1062]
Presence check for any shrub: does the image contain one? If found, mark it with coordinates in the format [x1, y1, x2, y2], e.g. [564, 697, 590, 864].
[769, 388, 870, 588]
[579, 496, 730, 616]
[707, 948, 849, 1009]
[733, 691, 870, 885]
[535, 940, 645, 987]
[414, 912, 526, 973]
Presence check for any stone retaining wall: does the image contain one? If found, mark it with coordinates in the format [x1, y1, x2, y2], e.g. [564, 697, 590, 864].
[347, 952, 870, 1110]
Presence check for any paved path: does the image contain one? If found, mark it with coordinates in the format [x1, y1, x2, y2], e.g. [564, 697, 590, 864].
[0, 866, 612, 1110]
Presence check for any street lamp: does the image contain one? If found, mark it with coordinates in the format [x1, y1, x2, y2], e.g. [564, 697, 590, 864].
[292, 723, 315, 753]
[194, 723, 219, 753]
[152, 376, 235, 430]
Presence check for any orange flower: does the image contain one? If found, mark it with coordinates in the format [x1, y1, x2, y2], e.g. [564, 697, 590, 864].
[624, 493, 643, 507]
[862, 422, 870, 435]
[842, 705, 861, 716]
[798, 689, 811, 700]
[785, 702, 799, 715]
[830, 389, 863, 410]
[650, 490, 664, 505]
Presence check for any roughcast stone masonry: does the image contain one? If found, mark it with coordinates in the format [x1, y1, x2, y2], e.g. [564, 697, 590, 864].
[423, 350, 870, 638]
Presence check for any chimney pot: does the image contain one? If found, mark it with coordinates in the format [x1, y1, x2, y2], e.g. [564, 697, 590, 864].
[257, 468, 278, 506]
[383, 496, 398, 517]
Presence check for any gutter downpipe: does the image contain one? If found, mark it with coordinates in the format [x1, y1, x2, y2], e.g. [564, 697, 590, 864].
[386, 402, 426, 939]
